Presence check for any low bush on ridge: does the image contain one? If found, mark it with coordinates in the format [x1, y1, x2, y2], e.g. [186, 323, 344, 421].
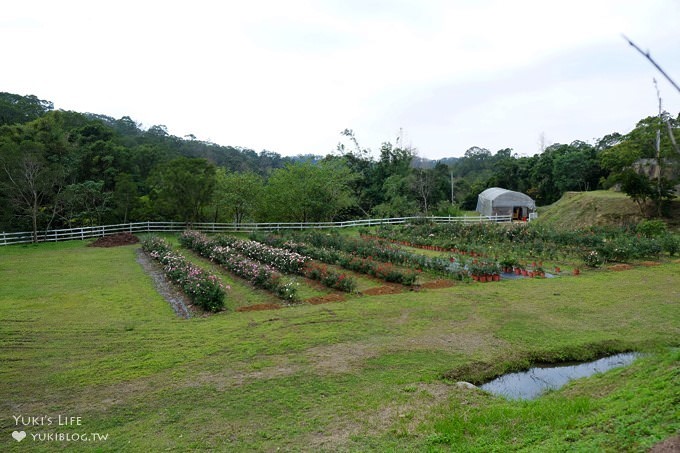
[141, 235, 227, 312]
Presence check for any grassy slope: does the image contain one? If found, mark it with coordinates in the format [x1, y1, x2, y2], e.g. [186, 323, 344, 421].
[536, 191, 645, 230]
[0, 240, 678, 451]
[537, 189, 680, 231]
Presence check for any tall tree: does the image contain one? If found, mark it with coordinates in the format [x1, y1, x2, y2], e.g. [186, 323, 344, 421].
[0, 143, 64, 241]
[212, 169, 263, 224]
[599, 114, 679, 216]
[149, 157, 217, 223]
[552, 141, 601, 193]
[112, 173, 138, 223]
[371, 142, 417, 216]
[410, 168, 436, 215]
[58, 180, 111, 227]
[262, 160, 356, 222]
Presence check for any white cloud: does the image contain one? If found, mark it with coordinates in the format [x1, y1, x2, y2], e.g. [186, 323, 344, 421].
[2, 0, 679, 157]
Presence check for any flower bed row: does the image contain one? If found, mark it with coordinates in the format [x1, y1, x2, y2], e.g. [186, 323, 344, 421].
[304, 262, 357, 292]
[208, 245, 298, 302]
[179, 231, 297, 301]
[297, 231, 455, 275]
[338, 254, 418, 285]
[213, 235, 309, 275]
[252, 234, 429, 285]
[252, 231, 467, 281]
[368, 221, 679, 268]
[141, 236, 227, 312]
[384, 239, 489, 259]
[181, 231, 356, 293]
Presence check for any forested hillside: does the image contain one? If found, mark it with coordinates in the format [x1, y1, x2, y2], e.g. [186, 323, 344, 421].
[1, 92, 678, 238]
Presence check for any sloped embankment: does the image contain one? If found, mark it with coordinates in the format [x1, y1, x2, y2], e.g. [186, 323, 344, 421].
[536, 190, 645, 229]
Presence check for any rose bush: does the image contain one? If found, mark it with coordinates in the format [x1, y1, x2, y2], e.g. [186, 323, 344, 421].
[142, 235, 227, 312]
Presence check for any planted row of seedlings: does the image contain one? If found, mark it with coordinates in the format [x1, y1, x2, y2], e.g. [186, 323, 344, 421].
[141, 235, 228, 312]
[274, 230, 550, 282]
[180, 231, 356, 300]
[368, 221, 679, 269]
[367, 227, 563, 278]
[383, 238, 549, 280]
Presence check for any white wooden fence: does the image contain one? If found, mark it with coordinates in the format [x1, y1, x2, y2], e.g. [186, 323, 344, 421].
[0, 215, 513, 246]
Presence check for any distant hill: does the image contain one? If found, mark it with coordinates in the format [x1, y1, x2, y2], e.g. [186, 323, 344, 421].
[412, 156, 459, 168]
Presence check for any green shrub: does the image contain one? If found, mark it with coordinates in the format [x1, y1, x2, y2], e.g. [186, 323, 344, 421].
[582, 250, 605, 268]
[660, 234, 679, 256]
[636, 219, 667, 238]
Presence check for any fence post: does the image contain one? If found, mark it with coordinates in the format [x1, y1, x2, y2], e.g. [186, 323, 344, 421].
[2, 232, 5, 246]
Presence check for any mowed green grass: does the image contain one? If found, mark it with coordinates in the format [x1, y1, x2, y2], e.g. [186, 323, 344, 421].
[0, 240, 678, 451]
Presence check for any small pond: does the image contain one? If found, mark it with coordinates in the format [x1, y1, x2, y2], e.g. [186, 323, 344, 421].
[480, 352, 640, 400]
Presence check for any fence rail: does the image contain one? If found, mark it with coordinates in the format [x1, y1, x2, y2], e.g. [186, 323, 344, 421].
[0, 215, 513, 246]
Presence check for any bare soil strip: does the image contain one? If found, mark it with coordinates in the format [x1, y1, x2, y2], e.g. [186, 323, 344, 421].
[88, 232, 140, 247]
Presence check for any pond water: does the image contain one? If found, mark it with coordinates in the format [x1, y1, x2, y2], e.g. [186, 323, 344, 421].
[480, 352, 640, 400]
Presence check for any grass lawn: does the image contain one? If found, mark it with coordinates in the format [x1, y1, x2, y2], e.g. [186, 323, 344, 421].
[0, 239, 678, 451]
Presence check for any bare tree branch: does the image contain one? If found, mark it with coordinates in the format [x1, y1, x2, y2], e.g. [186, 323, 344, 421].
[623, 35, 680, 94]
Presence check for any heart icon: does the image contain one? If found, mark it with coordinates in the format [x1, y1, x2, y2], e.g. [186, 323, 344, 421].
[12, 430, 26, 442]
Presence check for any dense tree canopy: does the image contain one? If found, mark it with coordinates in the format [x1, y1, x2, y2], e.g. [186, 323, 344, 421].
[149, 157, 217, 223]
[0, 92, 678, 239]
[261, 160, 356, 222]
[0, 92, 53, 126]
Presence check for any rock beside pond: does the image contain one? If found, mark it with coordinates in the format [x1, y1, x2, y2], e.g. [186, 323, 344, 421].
[455, 381, 477, 389]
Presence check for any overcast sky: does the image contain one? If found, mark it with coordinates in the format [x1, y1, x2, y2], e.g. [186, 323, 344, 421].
[2, 0, 679, 159]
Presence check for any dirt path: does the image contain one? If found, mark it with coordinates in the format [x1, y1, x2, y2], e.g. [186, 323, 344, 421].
[135, 248, 193, 319]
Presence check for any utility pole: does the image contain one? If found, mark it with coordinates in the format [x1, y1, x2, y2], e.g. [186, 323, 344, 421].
[654, 79, 662, 216]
